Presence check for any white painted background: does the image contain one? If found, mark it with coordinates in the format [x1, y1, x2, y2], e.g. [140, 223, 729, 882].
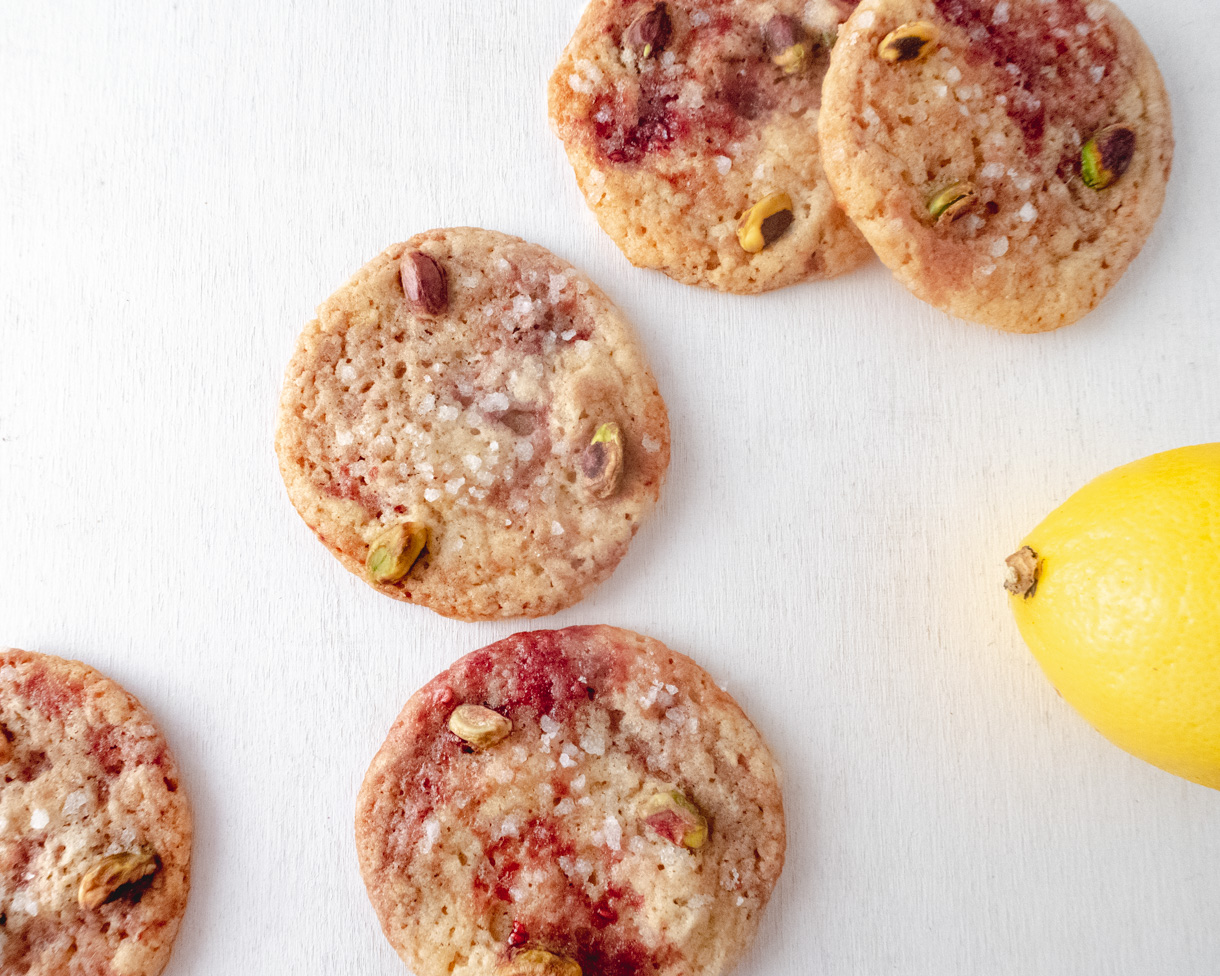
[2, 1, 1218, 973]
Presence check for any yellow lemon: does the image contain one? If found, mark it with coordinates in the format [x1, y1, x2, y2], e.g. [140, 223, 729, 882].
[1005, 443, 1220, 790]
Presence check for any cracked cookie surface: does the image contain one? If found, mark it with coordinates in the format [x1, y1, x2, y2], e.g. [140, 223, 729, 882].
[275, 229, 670, 621]
[820, 0, 1172, 332]
[356, 626, 786, 976]
[548, 0, 872, 294]
[0, 650, 192, 976]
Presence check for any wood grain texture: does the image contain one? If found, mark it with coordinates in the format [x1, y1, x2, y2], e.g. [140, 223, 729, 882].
[1, 1, 1218, 973]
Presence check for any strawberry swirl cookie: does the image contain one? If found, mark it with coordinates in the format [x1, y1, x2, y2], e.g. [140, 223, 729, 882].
[0, 650, 192, 976]
[548, 0, 871, 294]
[275, 229, 670, 621]
[356, 626, 786, 976]
[819, 0, 1173, 332]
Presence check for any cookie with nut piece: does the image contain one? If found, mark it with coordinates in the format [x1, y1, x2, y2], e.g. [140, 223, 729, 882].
[0, 649, 192, 976]
[548, 0, 872, 294]
[275, 228, 670, 621]
[355, 626, 786, 976]
[819, 0, 1173, 332]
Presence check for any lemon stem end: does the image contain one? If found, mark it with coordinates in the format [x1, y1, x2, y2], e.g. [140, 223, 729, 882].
[1004, 546, 1041, 598]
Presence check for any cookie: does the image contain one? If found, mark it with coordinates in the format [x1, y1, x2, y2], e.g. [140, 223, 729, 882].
[819, 0, 1173, 332]
[548, 0, 872, 294]
[0, 650, 192, 976]
[275, 229, 670, 621]
[356, 626, 786, 976]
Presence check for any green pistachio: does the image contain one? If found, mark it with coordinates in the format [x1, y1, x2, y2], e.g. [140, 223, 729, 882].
[928, 181, 978, 225]
[366, 522, 428, 583]
[1081, 125, 1136, 190]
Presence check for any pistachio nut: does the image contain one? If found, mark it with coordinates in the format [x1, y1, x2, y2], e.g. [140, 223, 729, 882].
[927, 181, 978, 225]
[401, 250, 449, 317]
[448, 704, 513, 748]
[78, 851, 159, 910]
[763, 14, 807, 74]
[1004, 545, 1041, 598]
[878, 21, 940, 63]
[736, 192, 795, 252]
[366, 522, 428, 584]
[642, 790, 708, 849]
[497, 949, 582, 976]
[1081, 125, 1136, 190]
[624, 2, 672, 60]
[580, 422, 624, 500]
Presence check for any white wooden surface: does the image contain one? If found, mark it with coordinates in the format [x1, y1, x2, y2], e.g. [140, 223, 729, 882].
[2, 1, 1219, 973]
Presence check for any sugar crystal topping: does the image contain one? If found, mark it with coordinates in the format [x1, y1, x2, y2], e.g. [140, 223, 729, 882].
[315, 243, 612, 540]
[932, 0, 1120, 157]
[578, 0, 850, 166]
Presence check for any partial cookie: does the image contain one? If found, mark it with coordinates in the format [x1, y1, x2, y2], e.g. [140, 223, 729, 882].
[356, 626, 785, 976]
[820, 0, 1172, 332]
[0, 650, 192, 976]
[548, 0, 872, 294]
[276, 229, 670, 621]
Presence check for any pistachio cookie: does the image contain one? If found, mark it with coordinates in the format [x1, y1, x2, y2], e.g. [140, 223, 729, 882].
[819, 0, 1172, 332]
[356, 626, 786, 976]
[0, 649, 192, 976]
[276, 229, 670, 621]
[548, 0, 872, 294]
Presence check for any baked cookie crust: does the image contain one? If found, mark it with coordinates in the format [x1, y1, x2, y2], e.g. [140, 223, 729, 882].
[276, 229, 670, 621]
[549, 0, 872, 294]
[356, 626, 786, 976]
[0, 650, 192, 976]
[820, 0, 1172, 331]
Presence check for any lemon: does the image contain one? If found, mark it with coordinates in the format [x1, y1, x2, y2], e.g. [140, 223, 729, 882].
[1005, 443, 1220, 790]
